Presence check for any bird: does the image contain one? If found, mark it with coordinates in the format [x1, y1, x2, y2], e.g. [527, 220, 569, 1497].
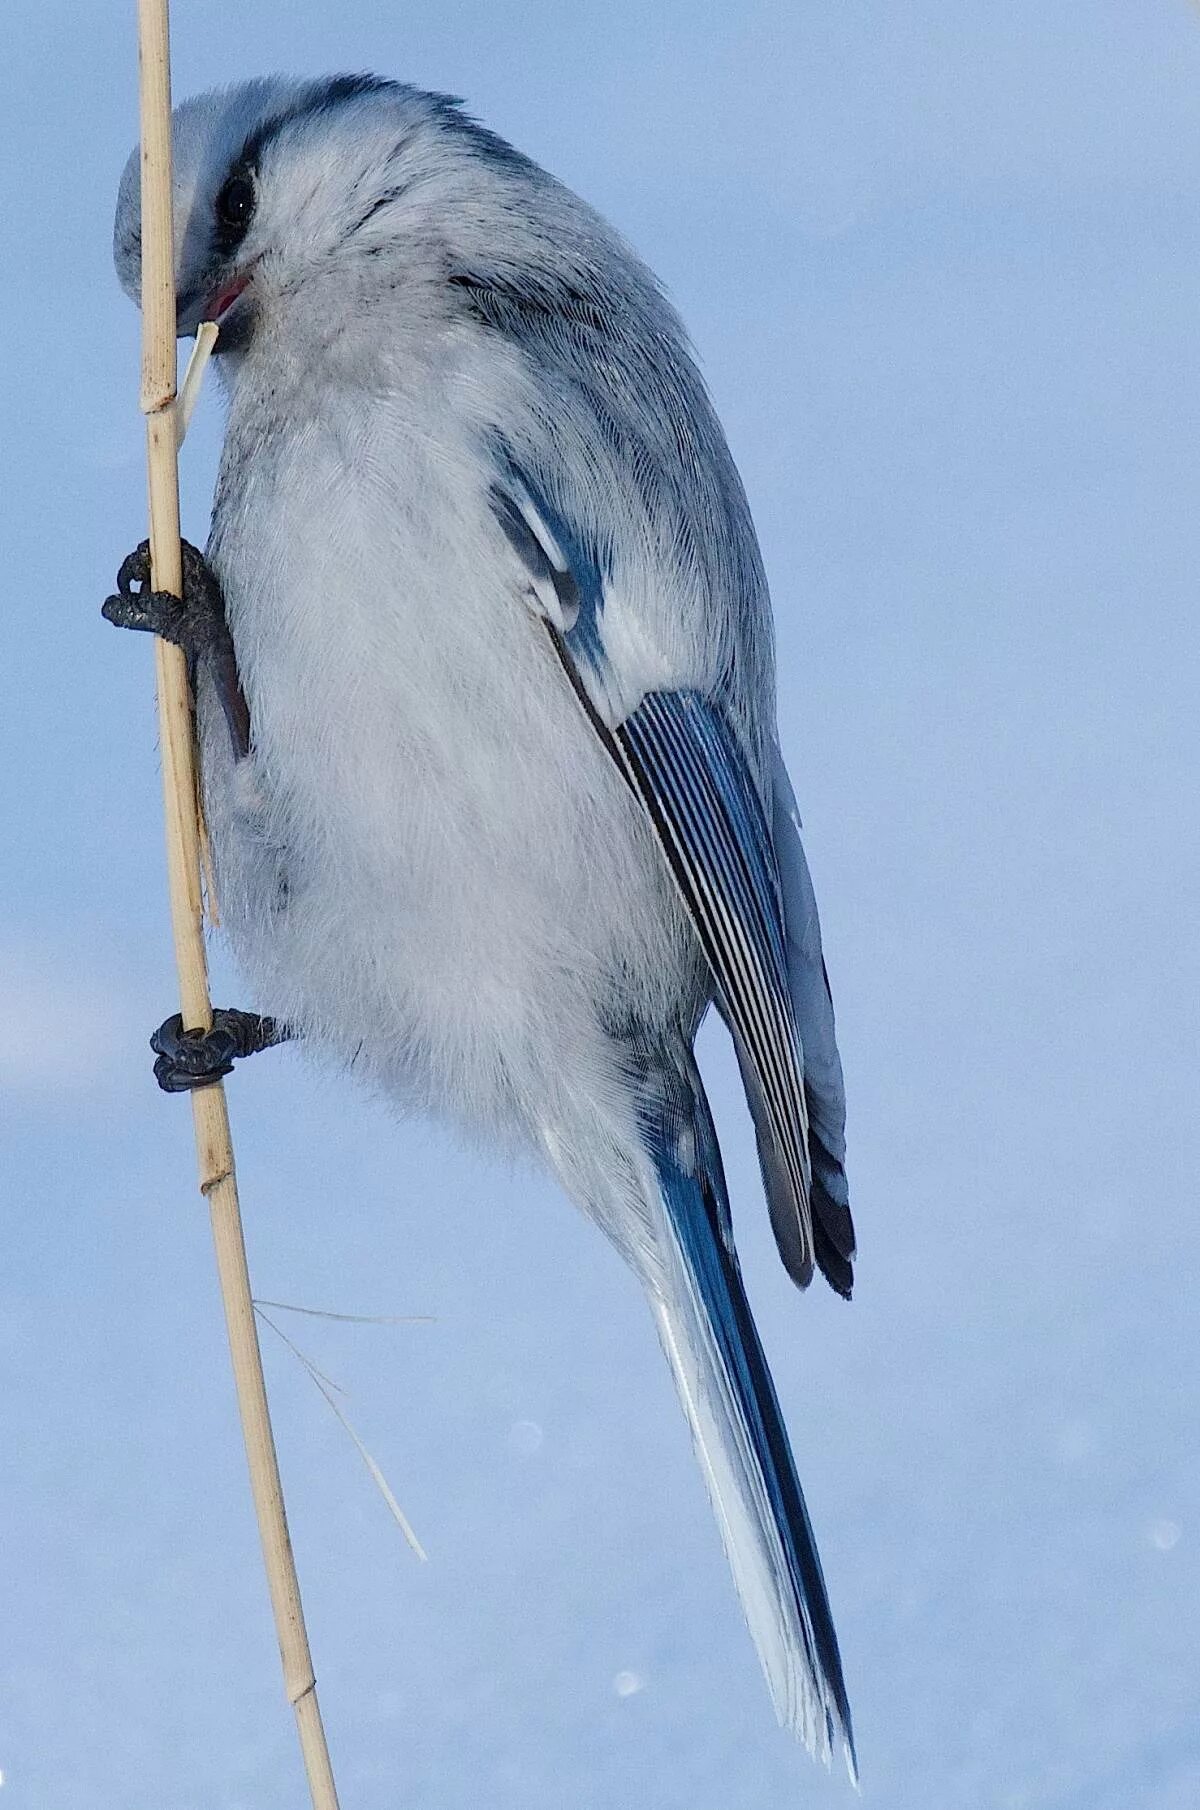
[107, 73, 858, 1775]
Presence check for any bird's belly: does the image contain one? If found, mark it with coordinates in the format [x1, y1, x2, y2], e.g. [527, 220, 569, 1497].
[200, 549, 701, 1139]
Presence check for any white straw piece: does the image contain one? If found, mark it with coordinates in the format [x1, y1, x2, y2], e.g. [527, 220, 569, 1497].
[175, 321, 219, 445]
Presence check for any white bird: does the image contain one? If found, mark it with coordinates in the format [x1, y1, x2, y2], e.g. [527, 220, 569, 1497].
[107, 74, 858, 1774]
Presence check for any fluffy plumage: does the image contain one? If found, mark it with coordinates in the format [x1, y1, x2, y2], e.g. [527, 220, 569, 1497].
[114, 74, 857, 1772]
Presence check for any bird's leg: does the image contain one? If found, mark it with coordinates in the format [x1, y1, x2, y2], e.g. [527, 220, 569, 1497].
[150, 1009, 291, 1094]
[103, 538, 251, 761]
[104, 545, 276, 1092]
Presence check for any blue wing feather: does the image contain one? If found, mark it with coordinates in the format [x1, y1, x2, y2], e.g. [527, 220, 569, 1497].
[490, 473, 854, 1295]
[618, 691, 822, 1289]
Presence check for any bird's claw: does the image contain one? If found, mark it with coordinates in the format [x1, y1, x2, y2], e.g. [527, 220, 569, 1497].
[103, 539, 225, 660]
[150, 1008, 283, 1094]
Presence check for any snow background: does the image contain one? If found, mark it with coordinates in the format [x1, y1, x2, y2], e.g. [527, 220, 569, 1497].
[2, 2, 1198, 1805]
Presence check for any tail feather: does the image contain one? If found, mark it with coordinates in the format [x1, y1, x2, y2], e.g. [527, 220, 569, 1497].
[642, 1059, 856, 1777]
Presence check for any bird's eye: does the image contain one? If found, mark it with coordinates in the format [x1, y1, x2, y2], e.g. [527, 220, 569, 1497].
[214, 168, 256, 246]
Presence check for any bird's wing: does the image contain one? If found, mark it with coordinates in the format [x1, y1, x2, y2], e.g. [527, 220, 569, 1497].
[491, 465, 855, 1295]
[769, 753, 854, 1294]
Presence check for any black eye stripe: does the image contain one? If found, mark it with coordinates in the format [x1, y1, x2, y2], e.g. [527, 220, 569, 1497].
[213, 165, 257, 257]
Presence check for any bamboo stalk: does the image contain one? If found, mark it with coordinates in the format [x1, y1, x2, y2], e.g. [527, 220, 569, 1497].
[134, 6, 341, 1805]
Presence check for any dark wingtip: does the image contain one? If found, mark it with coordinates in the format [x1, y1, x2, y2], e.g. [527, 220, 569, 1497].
[808, 1126, 856, 1263]
[813, 1213, 854, 1299]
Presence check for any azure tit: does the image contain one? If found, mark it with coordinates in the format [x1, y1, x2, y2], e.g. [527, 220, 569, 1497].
[107, 74, 858, 1771]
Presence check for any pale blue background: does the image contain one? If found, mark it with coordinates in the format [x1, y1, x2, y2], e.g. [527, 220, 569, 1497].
[2, 4, 1198, 1806]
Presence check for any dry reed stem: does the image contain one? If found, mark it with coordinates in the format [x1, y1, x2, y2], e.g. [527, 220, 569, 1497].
[135, 6, 340, 1804]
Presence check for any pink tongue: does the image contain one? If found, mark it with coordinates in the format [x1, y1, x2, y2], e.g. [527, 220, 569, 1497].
[204, 274, 248, 322]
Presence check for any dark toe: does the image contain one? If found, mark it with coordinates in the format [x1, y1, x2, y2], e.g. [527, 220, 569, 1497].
[102, 591, 155, 633]
[104, 586, 188, 645]
[152, 1052, 232, 1094]
[116, 541, 153, 596]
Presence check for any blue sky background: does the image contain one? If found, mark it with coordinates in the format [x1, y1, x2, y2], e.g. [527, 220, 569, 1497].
[2, 3, 1199, 1806]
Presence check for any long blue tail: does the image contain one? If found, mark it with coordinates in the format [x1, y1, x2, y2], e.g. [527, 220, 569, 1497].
[641, 1054, 856, 1776]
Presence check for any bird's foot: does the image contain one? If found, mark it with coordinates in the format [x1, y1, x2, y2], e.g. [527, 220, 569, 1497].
[150, 1008, 285, 1094]
[103, 539, 226, 663]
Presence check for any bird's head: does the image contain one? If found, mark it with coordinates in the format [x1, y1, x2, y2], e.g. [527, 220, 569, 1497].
[113, 73, 545, 360]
